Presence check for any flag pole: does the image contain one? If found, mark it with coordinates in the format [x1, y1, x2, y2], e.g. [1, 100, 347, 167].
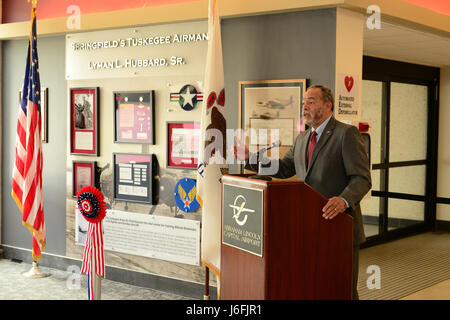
[20, 0, 48, 279]
[197, 0, 225, 300]
[22, 260, 50, 278]
[91, 244, 102, 300]
[204, 266, 210, 300]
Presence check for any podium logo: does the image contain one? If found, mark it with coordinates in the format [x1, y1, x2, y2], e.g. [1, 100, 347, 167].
[229, 195, 255, 226]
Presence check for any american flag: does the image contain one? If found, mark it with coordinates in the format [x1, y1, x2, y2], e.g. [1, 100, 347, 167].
[11, 5, 46, 262]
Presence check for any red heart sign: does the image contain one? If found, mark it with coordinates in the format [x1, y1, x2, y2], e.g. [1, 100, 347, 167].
[344, 76, 354, 92]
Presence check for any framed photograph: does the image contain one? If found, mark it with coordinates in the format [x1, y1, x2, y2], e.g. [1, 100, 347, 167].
[70, 87, 100, 156]
[19, 87, 48, 142]
[73, 161, 97, 197]
[249, 118, 295, 146]
[167, 122, 201, 169]
[114, 91, 155, 144]
[113, 153, 156, 204]
[239, 79, 306, 171]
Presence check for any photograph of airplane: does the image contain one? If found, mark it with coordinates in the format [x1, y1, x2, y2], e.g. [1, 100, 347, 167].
[253, 96, 294, 119]
[256, 95, 294, 109]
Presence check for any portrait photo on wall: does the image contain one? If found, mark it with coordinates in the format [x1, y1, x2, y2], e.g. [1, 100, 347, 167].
[114, 91, 155, 144]
[167, 122, 201, 169]
[239, 79, 306, 172]
[70, 87, 99, 156]
[72, 161, 97, 197]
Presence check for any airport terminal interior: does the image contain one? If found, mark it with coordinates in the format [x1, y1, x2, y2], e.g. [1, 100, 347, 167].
[0, 0, 449, 301]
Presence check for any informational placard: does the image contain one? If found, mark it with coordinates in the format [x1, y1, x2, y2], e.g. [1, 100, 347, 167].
[66, 20, 208, 79]
[222, 183, 264, 257]
[336, 73, 360, 120]
[113, 153, 155, 203]
[76, 208, 201, 266]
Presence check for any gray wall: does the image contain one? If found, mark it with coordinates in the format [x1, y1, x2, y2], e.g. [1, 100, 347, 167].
[222, 9, 336, 174]
[2, 36, 67, 255]
[222, 9, 337, 131]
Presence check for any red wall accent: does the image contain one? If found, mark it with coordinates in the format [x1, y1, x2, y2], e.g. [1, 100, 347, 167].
[2, 0, 449, 24]
[401, 0, 450, 16]
[2, 0, 196, 23]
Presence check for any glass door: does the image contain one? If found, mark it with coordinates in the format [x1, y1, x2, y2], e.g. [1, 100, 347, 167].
[360, 80, 383, 238]
[386, 82, 428, 231]
[360, 56, 440, 246]
[360, 80, 432, 243]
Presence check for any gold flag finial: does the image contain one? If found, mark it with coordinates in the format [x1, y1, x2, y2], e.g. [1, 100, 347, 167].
[212, 0, 217, 25]
[28, 0, 38, 7]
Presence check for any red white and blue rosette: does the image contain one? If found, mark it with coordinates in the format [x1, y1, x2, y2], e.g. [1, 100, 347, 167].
[76, 186, 106, 300]
[77, 186, 106, 223]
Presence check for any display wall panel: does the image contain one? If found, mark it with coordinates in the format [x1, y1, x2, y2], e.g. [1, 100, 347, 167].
[64, 21, 207, 282]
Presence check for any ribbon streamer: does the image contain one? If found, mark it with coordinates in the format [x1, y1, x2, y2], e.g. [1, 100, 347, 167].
[81, 222, 104, 299]
[77, 186, 106, 300]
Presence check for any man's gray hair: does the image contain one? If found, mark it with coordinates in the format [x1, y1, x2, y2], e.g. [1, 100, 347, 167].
[308, 84, 335, 111]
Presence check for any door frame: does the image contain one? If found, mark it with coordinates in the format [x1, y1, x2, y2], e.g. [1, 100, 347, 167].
[361, 56, 440, 248]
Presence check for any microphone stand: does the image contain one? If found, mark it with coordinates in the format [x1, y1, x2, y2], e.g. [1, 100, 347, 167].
[249, 140, 281, 181]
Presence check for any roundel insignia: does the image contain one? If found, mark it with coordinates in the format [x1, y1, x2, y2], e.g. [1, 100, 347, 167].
[178, 84, 198, 111]
[81, 200, 93, 214]
[206, 91, 217, 110]
[169, 84, 204, 111]
[218, 88, 225, 106]
[173, 178, 200, 213]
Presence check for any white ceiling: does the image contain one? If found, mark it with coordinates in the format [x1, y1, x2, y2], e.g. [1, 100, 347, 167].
[364, 21, 450, 68]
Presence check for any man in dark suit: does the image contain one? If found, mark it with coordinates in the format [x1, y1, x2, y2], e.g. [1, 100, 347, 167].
[234, 84, 371, 300]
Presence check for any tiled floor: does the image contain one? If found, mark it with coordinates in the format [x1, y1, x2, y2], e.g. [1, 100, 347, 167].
[0, 259, 190, 300]
[1, 231, 449, 300]
[400, 279, 450, 300]
[1, 257, 449, 300]
[357, 232, 450, 300]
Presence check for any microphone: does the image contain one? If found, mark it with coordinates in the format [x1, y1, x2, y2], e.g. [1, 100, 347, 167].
[249, 140, 281, 181]
[259, 140, 281, 155]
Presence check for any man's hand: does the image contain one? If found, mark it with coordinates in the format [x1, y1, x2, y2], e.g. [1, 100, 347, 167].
[322, 197, 347, 220]
[233, 136, 249, 161]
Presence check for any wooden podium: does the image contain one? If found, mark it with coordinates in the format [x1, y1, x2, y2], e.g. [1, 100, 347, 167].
[220, 174, 353, 300]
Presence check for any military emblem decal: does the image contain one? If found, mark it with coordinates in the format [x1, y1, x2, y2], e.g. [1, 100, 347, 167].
[197, 162, 206, 178]
[206, 91, 216, 110]
[174, 178, 200, 213]
[218, 88, 225, 106]
[170, 84, 203, 111]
